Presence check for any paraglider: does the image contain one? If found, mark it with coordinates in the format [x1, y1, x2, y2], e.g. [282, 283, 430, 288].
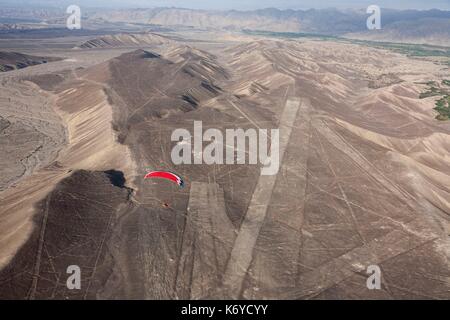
[144, 171, 184, 188]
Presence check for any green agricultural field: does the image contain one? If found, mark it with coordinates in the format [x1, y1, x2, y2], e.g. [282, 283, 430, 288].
[433, 95, 450, 120]
[419, 81, 450, 120]
[243, 30, 450, 67]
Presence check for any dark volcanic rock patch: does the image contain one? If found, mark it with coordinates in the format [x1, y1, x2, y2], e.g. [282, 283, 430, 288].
[0, 170, 132, 299]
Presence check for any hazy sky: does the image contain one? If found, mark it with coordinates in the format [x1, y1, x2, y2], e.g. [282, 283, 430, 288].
[3, 0, 450, 10]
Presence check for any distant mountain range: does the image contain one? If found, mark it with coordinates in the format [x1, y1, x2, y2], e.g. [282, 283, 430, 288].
[1, 7, 450, 46]
[346, 17, 450, 47]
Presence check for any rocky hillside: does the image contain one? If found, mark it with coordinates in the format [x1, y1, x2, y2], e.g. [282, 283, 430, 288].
[0, 51, 59, 72]
[77, 32, 173, 49]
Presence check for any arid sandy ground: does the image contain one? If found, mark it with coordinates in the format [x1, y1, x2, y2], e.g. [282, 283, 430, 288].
[0, 31, 449, 299]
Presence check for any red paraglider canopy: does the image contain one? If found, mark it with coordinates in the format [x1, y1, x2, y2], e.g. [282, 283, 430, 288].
[144, 171, 184, 187]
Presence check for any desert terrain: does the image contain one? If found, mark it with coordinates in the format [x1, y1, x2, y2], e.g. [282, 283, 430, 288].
[0, 25, 449, 300]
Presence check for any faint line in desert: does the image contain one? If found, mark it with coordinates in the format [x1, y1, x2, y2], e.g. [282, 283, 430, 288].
[221, 97, 301, 298]
[28, 193, 52, 300]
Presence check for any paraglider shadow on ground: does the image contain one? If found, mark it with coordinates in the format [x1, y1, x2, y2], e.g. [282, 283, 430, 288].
[104, 169, 134, 199]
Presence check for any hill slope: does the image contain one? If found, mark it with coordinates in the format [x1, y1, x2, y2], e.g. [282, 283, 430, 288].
[0, 51, 60, 72]
[77, 32, 173, 49]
